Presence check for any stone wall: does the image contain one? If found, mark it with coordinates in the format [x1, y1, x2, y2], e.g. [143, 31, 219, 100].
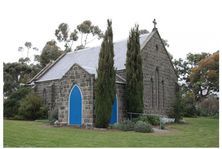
[58, 64, 95, 127]
[35, 80, 59, 112]
[34, 29, 177, 126]
[35, 63, 94, 127]
[141, 29, 178, 115]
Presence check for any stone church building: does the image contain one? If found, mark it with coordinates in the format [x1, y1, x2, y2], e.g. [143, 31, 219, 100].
[29, 24, 178, 127]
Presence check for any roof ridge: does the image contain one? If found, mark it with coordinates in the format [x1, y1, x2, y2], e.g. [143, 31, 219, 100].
[66, 33, 150, 55]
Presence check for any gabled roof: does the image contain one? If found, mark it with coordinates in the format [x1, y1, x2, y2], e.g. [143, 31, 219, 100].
[28, 53, 66, 83]
[34, 33, 150, 82]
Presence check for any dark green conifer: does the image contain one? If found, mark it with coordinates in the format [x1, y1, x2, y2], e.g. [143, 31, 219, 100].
[126, 25, 144, 114]
[95, 20, 116, 128]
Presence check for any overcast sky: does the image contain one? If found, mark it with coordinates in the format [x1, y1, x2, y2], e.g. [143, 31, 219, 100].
[0, 0, 221, 63]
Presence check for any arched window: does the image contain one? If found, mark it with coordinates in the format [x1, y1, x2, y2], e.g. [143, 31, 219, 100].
[155, 67, 159, 109]
[150, 77, 154, 108]
[43, 88, 47, 105]
[155, 44, 159, 51]
[162, 80, 165, 108]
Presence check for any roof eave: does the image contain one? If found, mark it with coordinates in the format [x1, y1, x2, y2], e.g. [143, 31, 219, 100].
[28, 52, 66, 84]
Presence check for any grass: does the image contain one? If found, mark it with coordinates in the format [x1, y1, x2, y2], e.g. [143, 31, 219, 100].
[4, 117, 218, 147]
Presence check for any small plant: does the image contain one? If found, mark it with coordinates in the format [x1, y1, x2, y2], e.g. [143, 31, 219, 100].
[147, 115, 160, 125]
[134, 121, 153, 133]
[136, 115, 160, 126]
[160, 124, 165, 130]
[49, 108, 58, 125]
[111, 120, 135, 131]
[160, 119, 165, 129]
[119, 120, 135, 131]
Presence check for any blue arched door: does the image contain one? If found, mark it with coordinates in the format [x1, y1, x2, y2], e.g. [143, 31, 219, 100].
[69, 85, 82, 126]
[110, 96, 118, 124]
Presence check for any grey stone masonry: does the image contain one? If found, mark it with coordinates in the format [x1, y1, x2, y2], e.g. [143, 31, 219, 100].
[57, 64, 95, 127]
[141, 29, 177, 115]
[33, 27, 178, 126]
[35, 80, 59, 112]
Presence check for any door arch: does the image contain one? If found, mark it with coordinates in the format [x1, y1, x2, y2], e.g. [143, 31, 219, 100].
[69, 84, 82, 126]
[109, 95, 118, 124]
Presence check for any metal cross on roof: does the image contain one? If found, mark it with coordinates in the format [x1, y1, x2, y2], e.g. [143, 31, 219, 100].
[153, 19, 157, 28]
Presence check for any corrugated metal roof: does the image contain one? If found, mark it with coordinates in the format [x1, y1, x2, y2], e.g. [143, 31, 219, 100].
[37, 34, 149, 82]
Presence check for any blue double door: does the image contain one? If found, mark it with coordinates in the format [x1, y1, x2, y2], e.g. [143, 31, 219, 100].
[69, 84, 118, 126]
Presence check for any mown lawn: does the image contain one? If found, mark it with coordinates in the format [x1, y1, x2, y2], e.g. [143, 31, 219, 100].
[4, 117, 218, 147]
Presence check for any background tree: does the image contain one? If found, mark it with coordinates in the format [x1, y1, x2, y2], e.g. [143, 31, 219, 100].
[173, 51, 219, 117]
[189, 51, 219, 101]
[18, 42, 39, 59]
[126, 25, 143, 114]
[55, 23, 78, 52]
[39, 40, 64, 67]
[139, 29, 149, 35]
[173, 52, 212, 99]
[55, 20, 103, 51]
[95, 20, 115, 128]
[4, 62, 31, 96]
[4, 60, 41, 97]
[77, 20, 103, 49]
[4, 87, 31, 118]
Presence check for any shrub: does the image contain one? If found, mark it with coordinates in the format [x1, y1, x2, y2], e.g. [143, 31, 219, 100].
[4, 87, 31, 118]
[113, 120, 135, 131]
[49, 108, 58, 124]
[160, 118, 165, 129]
[168, 89, 184, 122]
[212, 113, 219, 119]
[4, 98, 20, 118]
[148, 115, 160, 125]
[38, 106, 48, 119]
[134, 121, 153, 133]
[18, 92, 47, 120]
[197, 96, 219, 117]
[160, 123, 165, 129]
[8, 87, 31, 101]
[137, 115, 160, 126]
[182, 92, 197, 117]
[119, 120, 135, 131]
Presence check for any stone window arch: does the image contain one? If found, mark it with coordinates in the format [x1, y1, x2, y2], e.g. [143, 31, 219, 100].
[43, 88, 47, 105]
[162, 80, 165, 108]
[150, 77, 154, 108]
[155, 67, 159, 109]
[155, 44, 159, 51]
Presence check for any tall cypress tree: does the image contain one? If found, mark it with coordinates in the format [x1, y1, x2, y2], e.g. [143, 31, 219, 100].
[95, 20, 116, 128]
[126, 25, 144, 114]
